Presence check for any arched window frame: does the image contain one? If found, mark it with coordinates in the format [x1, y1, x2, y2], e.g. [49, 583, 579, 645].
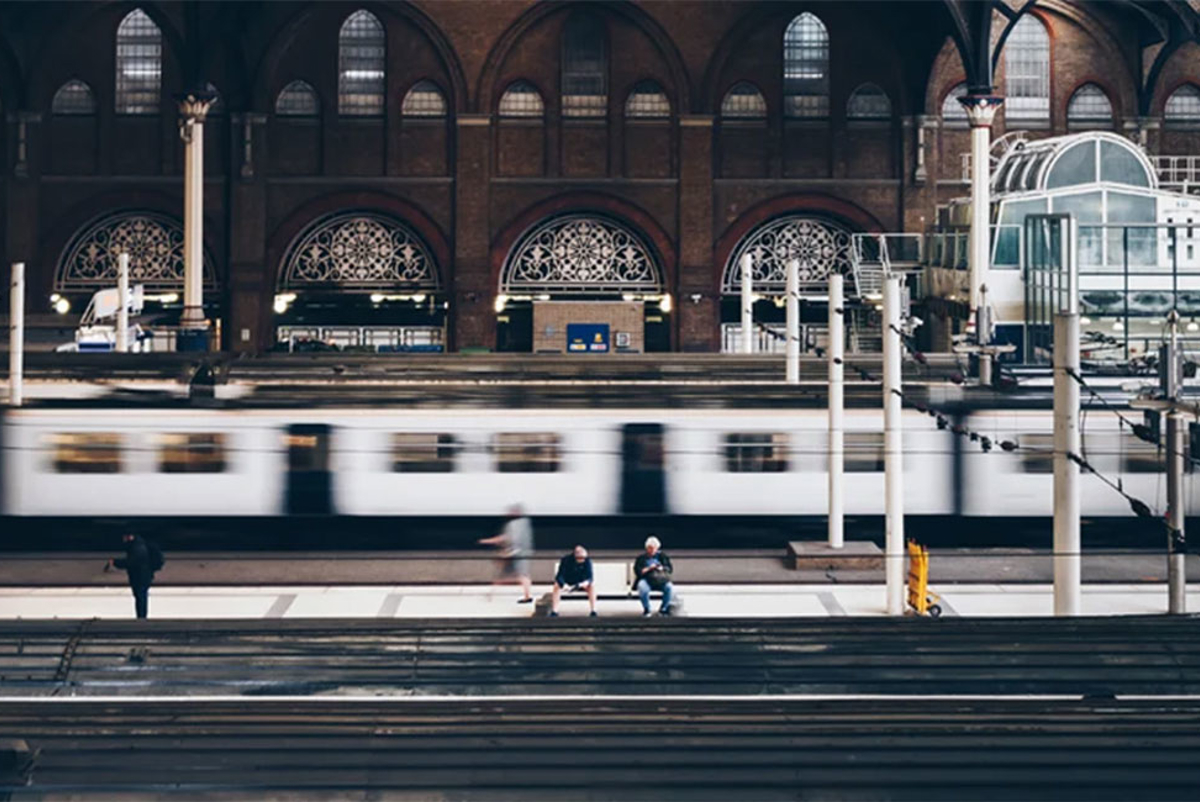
[115, 9, 162, 115]
[941, 82, 968, 126]
[498, 80, 545, 119]
[276, 80, 320, 117]
[1067, 83, 1113, 129]
[1004, 14, 1051, 124]
[721, 82, 767, 120]
[401, 79, 447, 118]
[561, 13, 608, 118]
[52, 79, 97, 115]
[624, 79, 670, 119]
[338, 9, 385, 117]
[1164, 84, 1200, 127]
[783, 12, 830, 119]
[846, 83, 892, 121]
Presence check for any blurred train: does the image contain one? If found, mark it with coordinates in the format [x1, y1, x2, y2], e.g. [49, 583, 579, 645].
[0, 404, 1190, 548]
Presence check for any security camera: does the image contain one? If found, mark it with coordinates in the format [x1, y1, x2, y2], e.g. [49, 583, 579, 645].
[689, 293, 703, 304]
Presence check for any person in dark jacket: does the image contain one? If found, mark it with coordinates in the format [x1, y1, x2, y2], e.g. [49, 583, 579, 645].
[107, 534, 161, 619]
[550, 545, 597, 617]
[633, 535, 674, 616]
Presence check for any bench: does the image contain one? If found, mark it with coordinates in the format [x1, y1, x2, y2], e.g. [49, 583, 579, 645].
[535, 561, 680, 615]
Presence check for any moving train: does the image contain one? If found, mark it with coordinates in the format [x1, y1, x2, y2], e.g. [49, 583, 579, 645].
[0, 403, 1189, 549]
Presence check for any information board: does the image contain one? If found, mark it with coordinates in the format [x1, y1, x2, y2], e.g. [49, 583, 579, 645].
[567, 323, 610, 353]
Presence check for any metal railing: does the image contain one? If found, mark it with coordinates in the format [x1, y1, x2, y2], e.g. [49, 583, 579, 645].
[1152, 155, 1200, 194]
[277, 325, 446, 352]
[850, 233, 924, 299]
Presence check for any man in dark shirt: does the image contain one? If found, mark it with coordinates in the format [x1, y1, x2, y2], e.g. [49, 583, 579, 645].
[550, 545, 596, 617]
[633, 535, 674, 616]
[106, 533, 161, 619]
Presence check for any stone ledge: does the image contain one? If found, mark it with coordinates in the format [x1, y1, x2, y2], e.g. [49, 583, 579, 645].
[787, 541, 883, 571]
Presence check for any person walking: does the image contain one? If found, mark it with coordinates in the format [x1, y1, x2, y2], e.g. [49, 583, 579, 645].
[550, 545, 597, 617]
[478, 504, 534, 603]
[106, 533, 163, 619]
[633, 535, 674, 617]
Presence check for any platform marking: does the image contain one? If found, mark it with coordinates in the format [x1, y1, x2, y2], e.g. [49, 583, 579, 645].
[817, 592, 846, 616]
[376, 594, 403, 618]
[264, 594, 296, 619]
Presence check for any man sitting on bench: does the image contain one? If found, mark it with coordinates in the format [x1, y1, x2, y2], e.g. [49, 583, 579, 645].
[550, 545, 597, 617]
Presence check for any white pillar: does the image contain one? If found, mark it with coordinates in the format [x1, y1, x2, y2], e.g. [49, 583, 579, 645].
[1053, 312, 1081, 616]
[962, 96, 1000, 371]
[1166, 311, 1187, 614]
[179, 93, 214, 332]
[116, 252, 130, 353]
[828, 272, 845, 549]
[740, 252, 754, 354]
[883, 274, 905, 615]
[9, 262, 24, 407]
[786, 259, 799, 384]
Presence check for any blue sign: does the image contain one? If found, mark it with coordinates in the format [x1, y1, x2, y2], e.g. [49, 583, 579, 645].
[567, 323, 610, 353]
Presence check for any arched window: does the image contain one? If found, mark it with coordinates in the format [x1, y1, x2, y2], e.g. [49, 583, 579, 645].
[846, 83, 891, 120]
[625, 80, 669, 119]
[338, 10, 385, 116]
[1005, 15, 1050, 123]
[783, 13, 829, 118]
[276, 80, 319, 116]
[402, 80, 447, 117]
[1067, 84, 1112, 128]
[115, 9, 162, 115]
[501, 215, 662, 293]
[1165, 84, 1200, 126]
[942, 82, 968, 125]
[561, 14, 607, 118]
[57, 211, 217, 291]
[499, 81, 544, 118]
[52, 80, 96, 115]
[721, 82, 767, 119]
[281, 213, 439, 291]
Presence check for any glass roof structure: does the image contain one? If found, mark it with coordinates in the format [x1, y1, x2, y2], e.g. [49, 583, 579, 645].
[990, 132, 1156, 195]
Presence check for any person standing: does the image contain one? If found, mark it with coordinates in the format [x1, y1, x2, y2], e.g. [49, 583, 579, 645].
[106, 533, 163, 619]
[550, 545, 597, 617]
[633, 535, 674, 617]
[478, 504, 534, 603]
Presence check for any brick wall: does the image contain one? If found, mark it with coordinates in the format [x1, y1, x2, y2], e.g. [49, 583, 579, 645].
[532, 301, 645, 353]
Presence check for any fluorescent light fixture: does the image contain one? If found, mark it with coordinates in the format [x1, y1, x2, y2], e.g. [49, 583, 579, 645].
[54, 298, 70, 314]
[342, 70, 384, 80]
[411, 293, 427, 303]
[494, 294, 507, 313]
[659, 294, 673, 313]
[370, 293, 385, 304]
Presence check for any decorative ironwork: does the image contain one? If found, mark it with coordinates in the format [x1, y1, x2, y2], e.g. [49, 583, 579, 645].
[281, 213, 438, 291]
[502, 215, 661, 293]
[723, 216, 853, 295]
[57, 212, 217, 291]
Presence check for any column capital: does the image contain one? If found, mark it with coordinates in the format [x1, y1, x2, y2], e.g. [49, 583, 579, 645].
[176, 90, 217, 123]
[959, 95, 1003, 128]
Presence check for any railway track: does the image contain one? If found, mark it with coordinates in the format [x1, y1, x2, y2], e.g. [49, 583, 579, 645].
[2, 697, 1200, 800]
[2, 616, 1199, 698]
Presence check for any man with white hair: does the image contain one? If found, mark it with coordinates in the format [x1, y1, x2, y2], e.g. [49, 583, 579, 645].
[632, 535, 674, 616]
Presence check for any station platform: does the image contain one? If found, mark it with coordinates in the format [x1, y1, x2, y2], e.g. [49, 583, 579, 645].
[3, 581, 1198, 620]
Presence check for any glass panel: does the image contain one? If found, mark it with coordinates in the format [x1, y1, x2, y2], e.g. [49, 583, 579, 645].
[392, 433, 456, 472]
[1165, 85, 1200, 125]
[721, 82, 766, 119]
[158, 433, 226, 473]
[846, 83, 891, 120]
[49, 433, 123, 473]
[276, 81, 319, 116]
[1068, 84, 1112, 127]
[1106, 192, 1157, 267]
[1004, 15, 1050, 122]
[52, 80, 96, 115]
[783, 13, 829, 118]
[499, 80, 544, 118]
[338, 10, 385, 116]
[942, 82, 967, 124]
[625, 80, 670, 118]
[1100, 140, 1150, 187]
[1020, 433, 1053, 473]
[1023, 150, 1054, 190]
[1052, 192, 1103, 266]
[1046, 141, 1096, 189]
[562, 14, 607, 118]
[494, 433, 562, 473]
[723, 433, 789, 473]
[845, 432, 884, 473]
[996, 198, 1047, 266]
[401, 80, 446, 117]
[115, 9, 162, 115]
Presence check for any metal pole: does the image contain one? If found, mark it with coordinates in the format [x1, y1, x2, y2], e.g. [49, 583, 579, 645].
[8, 262, 24, 407]
[883, 274, 905, 615]
[1166, 310, 1187, 614]
[116, 252, 130, 353]
[1053, 311, 1081, 616]
[978, 284, 992, 387]
[828, 272, 845, 549]
[740, 252, 754, 355]
[786, 259, 800, 384]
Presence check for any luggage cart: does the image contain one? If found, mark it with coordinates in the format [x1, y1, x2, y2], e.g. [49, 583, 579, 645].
[906, 540, 942, 617]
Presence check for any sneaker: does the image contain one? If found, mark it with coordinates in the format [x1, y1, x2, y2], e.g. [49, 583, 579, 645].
[589, 611, 597, 617]
[659, 608, 671, 617]
[642, 611, 653, 617]
[517, 598, 533, 604]
[549, 611, 559, 617]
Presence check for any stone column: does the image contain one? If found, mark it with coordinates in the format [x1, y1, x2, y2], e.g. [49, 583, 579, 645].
[453, 114, 493, 351]
[177, 91, 216, 334]
[960, 95, 1001, 339]
[677, 115, 716, 352]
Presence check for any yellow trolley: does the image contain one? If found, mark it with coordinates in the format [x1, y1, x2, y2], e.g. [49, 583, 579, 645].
[906, 540, 943, 617]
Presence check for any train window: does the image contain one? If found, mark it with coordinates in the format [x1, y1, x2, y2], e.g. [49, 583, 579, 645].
[48, 433, 123, 473]
[158, 433, 227, 473]
[845, 432, 884, 473]
[392, 433, 457, 473]
[285, 433, 329, 472]
[723, 433, 789, 472]
[1120, 432, 1161, 474]
[494, 433, 561, 473]
[1020, 433, 1054, 473]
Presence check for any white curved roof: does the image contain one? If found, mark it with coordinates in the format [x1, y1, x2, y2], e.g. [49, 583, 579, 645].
[991, 131, 1157, 195]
